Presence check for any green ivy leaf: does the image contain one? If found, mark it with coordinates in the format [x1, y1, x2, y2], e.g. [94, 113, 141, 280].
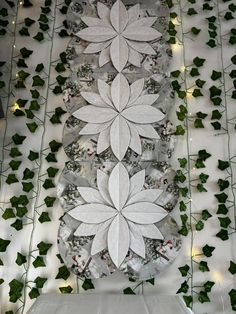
[196, 112, 207, 119]
[178, 264, 190, 277]
[216, 229, 229, 241]
[9, 279, 23, 303]
[28, 150, 39, 161]
[10, 195, 29, 207]
[195, 79, 206, 88]
[198, 291, 210, 303]
[199, 173, 209, 184]
[218, 160, 229, 170]
[190, 67, 200, 77]
[211, 121, 221, 130]
[229, 289, 236, 311]
[55, 62, 66, 73]
[26, 122, 38, 133]
[17, 70, 30, 81]
[2, 207, 15, 220]
[175, 125, 185, 135]
[43, 179, 55, 189]
[217, 203, 228, 215]
[24, 17, 35, 27]
[53, 85, 63, 95]
[30, 89, 40, 99]
[9, 160, 21, 170]
[229, 261, 236, 274]
[38, 14, 48, 23]
[22, 182, 34, 192]
[37, 241, 52, 255]
[203, 3, 213, 10]
[55, 107, 67, 116]
[178, 225, 188, 236]
[231, 54, 236, 65]
[23, 0, 33, 7]
[0, 8, 8, 17]
[199, 261, 210, 272]
[15, 252, 27, 266]
[22, 168, 34, 180]
[178, 158, 187, 168]
[38, 211, 51, 223]
[39, 22, 49, 31]
[195, 159, 205, 169]
[179, 201, 187, 211]
[12, 133, 26, 145]
[41, 6, 51, 14]
[211, 97, 222, 106]
[44, 196, 56, 207]
[0, 278, 4, 284]
[47, 167, 59, 177]
[33, 32, 44, 42]
[206, 39, 216, 48]
[6, 173, 18, 185]
[32, 75, 45, 87]
[171, 70, 181, 78]
[191, 27, 201, 35]
[197, 183, 207, 192]
[17, 58, 28, 68]
[218, 217, 231, 228]
[29, 100, 40, 111]
[175, 170, 186, 183]
[20, 47, 33, 58]
[59, 285, 73, 293]
[187, 8, 197, 15]
[210, 86, 222, 98]
[11, 219, 23, 231]
[15, 98, 28, 107]
[194, 118, 204, 128]
[146, 278, 155, 285]
[179, 187, 188, 197]
[55, 265, 70, 280]
[10, 147, 22, 158]
[211, 109, 222, 120]
[45, 152, 57, 162]
[177, 281, 189, 294]
[215, 192, 228, 203]
[211, 70, 222, 81]
[202, 209, 212, 221]
[198, 150, 211, 161]
[35, 63, 44, 72]
[29, 287, 40, 299]
[15, 80, 26, 89]
[204, 281, 215, 292]
[49, 140, 62, 152]
[192, 88, 203, 97]
[0, 238, 10, 251]
[224, 11, 234, 20]
[34, 276, 47, 289]
[19, 27, 30, 36]
[60, 5, 68, 14]
[58, 29, 69, 37]
[195, 220, 204, 230]
[13, 109, 25, 117]
[183, 295, 192, 308]
[193, 57, 205, 67]
[202, 244, 215, 257]
[33, 256, 46, 268]
[217, 179, 229, 191]
[16, 206, 27, 218]
[56, 75, 67, 85]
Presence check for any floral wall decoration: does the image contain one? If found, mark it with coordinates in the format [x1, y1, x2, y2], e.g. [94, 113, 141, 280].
[58, 0, 182, 282]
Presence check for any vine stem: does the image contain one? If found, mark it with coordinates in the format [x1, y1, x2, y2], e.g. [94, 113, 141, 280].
[20, 1, 58, 312]
[216, 0, 236, 230]
[178, 0, 194, 308]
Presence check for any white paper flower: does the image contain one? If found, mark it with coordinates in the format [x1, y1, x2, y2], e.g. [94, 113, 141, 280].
[68, 163, 167, 268]
[76, 0, 162, 72]
[73, 73, 165, 160]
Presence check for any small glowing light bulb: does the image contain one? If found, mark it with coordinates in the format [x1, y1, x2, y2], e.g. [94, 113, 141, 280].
[13, 44, 16, 48]
[212, 271, 223, 283]
[191, 246, 201, 257]
[16, 73, 18, 77]
[171, 43, 182, 52]
[189, 138, 192, 141]
[11, 102, 20, 112]
[192, 167, 196, 170]
[12, 21, 15, 24]
[180, 65, 186, 72]
[171, 17, 179, 26]
[19, 1, 23, 5]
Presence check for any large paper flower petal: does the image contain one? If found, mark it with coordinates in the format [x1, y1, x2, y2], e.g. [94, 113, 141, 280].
[128, 221, 146, 258]
[127, 4, 140, 25]
[97, 169, 113, 206]
[122, 202, 167, 224]
[123, 26, 161, 41]
[91, 227, 109, 255]
[84, 40, 112, 54]
[128, 78, 144, 105]
[73, 105, 117, 124]
[81, 91, 109, 107]
[110, 35, 129, 72]
[76, 27, 117, 43]
[97, 125, 111, 154]
[108, 162, 130, 211]
[137, 224, 164, 240]
[126, 189, 162, 206]
[98, 79, 113, 108]
[79, 121, 112, 135]
[107, 214, 130, 267]
[134, 123, 160, 139]
[110, 0, 128, 33]
[127, 40, 156, 55]
[111, 73, 130, 112]
[129, 169, 145, 198]
[122, 105, 165, 124]
[110, 115, 130, 160]
[77, 187, 105, 204]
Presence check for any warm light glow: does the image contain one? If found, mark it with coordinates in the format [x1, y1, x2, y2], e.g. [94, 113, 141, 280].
[187, 88, 194, 99]
[11, 102, 20, 112]
[180, 65, 186, 72]
[187, 246, 201, 257]
[171, 43, 182, 52]
[19, 1, 23, 4]
[212, 271, 223, 283]
[12, 21, 15, 24]
[171, 17, 180, 26]
[13, 44, 16, 48]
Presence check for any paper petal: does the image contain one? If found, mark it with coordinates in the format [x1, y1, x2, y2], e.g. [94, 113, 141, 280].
[128, 78, 144, 106]
[128, 221, 146, 258]
[134, 123, 160, 139]
[69, 204, 117, 223]
[128, 17, 157, 28]
[107, 214, 130, 267]
[110, 35, 129, 72]
[108, 162, 130, 211]
[97, 79, 113, 108]
[81, 17, 109, 27]
[74, 222, 101, 236]
[132, 94, 159, 106]
[128, 122, 142, 155]
[128, 4, 140, 25]
[123, 26, 161, 41]
[91, 227, 109, 255]
[76, 27, 116, 43]
[77, 186, 105, 204]
[126, 189, 162, 206]
[79, 121, 112, 135]
[97, 2, 111, 25]
[110, 0, 128, 33]
[73, 105, 117, 123]
[110, 115, 130, 161]
[121, 105, 165, 124]
[97, 126, 111, 154]
[97, 169, 113, 206]
[84, 40, 112, 54]
[111, 73, 130, 112]
[128, 47, 141, 67]
[127, 40, 156, 55]
[99, 46, 111, 67]
[137, 224, 164, 240]
[81, 91, 108, 107]
[123, 202, 167, 224]
[129, 169, 145, 198]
